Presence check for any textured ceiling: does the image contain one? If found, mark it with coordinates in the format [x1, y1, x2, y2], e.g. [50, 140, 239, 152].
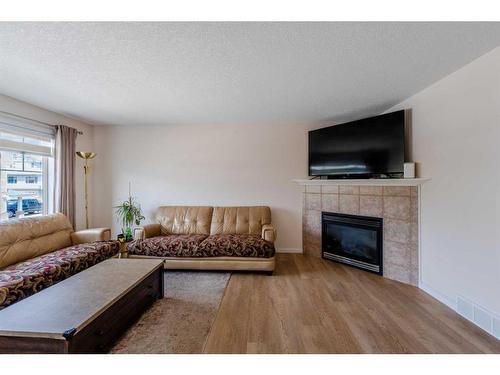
[1, 22, 500, 126]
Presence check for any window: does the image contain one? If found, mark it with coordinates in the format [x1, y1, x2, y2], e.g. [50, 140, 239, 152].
[0, 118, 54, 221]
[0, 151, 48, 220]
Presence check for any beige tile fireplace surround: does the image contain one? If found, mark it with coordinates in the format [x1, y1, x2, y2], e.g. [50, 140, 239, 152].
[295, 179, 429, 286]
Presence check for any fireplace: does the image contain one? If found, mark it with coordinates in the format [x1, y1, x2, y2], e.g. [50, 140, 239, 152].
[322, 212, 383, 275]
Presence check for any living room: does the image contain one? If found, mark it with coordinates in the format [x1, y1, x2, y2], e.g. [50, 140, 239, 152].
[1, 1, 499, 373]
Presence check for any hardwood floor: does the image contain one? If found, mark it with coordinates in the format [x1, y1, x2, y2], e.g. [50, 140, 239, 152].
[203, 254, 500, 353]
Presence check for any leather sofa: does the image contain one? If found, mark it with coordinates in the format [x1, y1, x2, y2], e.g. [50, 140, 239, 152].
[128, 206, 276, 272]
[0, 213, 119, 310]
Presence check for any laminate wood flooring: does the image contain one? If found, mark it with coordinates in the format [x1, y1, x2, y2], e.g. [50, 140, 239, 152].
[203, 254, 500, 353]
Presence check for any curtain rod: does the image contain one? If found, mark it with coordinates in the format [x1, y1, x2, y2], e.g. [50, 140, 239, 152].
[0, 110, 84, 135]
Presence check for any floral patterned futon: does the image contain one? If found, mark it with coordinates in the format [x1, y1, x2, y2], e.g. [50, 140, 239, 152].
[127, 234, 275, 258]
[127, 234, 208, 257]
[198, 234, 275, 258]
[0, 241, 119, 310]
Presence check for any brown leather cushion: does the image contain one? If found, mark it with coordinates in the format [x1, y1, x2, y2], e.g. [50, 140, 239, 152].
[0, 213, 73, 270]
[210, 206, 271, 235]
[153, 206, 272, 237]
[156, 206, 213, 235]
[0, 240, 119, 310]
[127, 235, 209, 257]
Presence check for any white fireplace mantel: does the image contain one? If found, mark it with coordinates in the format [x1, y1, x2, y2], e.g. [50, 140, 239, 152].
[293, 178, 430, 187]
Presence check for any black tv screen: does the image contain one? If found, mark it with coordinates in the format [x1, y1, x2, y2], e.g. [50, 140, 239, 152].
[308, 110, 405, 178]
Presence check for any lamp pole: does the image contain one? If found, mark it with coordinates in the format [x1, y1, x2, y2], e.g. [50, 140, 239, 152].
[76, 152, 96, 229]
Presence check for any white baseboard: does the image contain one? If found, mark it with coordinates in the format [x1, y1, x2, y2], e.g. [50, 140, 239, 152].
[276, 247, 303, 254]
[419, 281, 456, 310]
[419, 281, 500, 340]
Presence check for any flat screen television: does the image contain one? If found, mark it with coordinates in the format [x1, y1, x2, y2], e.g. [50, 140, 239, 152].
[308, 110, 405, 178]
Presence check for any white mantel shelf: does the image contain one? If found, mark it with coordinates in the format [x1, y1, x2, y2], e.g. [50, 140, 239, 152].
[293, 178, 430, 186]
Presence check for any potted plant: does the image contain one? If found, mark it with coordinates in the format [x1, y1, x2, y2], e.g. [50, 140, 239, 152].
[114, 184, 145, 241]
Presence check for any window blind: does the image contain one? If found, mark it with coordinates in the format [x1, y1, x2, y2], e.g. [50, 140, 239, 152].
[0, 112, 55, 156]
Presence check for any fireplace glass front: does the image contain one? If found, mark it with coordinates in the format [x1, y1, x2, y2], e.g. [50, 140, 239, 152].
[322, 212, 383, 274]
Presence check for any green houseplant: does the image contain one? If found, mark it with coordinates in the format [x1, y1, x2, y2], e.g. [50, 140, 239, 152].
[114, 184, 145, 241]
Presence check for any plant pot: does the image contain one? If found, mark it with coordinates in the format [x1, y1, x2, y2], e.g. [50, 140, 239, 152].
[123, 227, 133, 242]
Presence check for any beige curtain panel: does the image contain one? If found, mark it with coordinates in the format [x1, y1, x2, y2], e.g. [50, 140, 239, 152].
[54, 125, 78, 228]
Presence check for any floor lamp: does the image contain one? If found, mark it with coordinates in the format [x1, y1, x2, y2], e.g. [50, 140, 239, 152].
[76, 151, 96, 229]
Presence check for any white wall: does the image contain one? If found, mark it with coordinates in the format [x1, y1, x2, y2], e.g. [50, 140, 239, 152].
[92, 123, 308, 252]
[387, 47, 500, 320]
[0, 94, 95, 230]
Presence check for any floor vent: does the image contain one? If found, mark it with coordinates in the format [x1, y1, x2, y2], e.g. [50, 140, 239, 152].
[457, 295, 500, 340]
[456, 297, 474, 320]
[493, 317, 500, 339]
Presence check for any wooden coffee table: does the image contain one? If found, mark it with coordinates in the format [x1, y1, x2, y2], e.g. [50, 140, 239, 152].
[0, 258, 164, 353]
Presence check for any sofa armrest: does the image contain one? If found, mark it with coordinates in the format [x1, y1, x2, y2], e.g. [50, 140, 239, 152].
[71, 228, 111, 245]
[262, 224, 276, 243]
[134, 223, 161, 240]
